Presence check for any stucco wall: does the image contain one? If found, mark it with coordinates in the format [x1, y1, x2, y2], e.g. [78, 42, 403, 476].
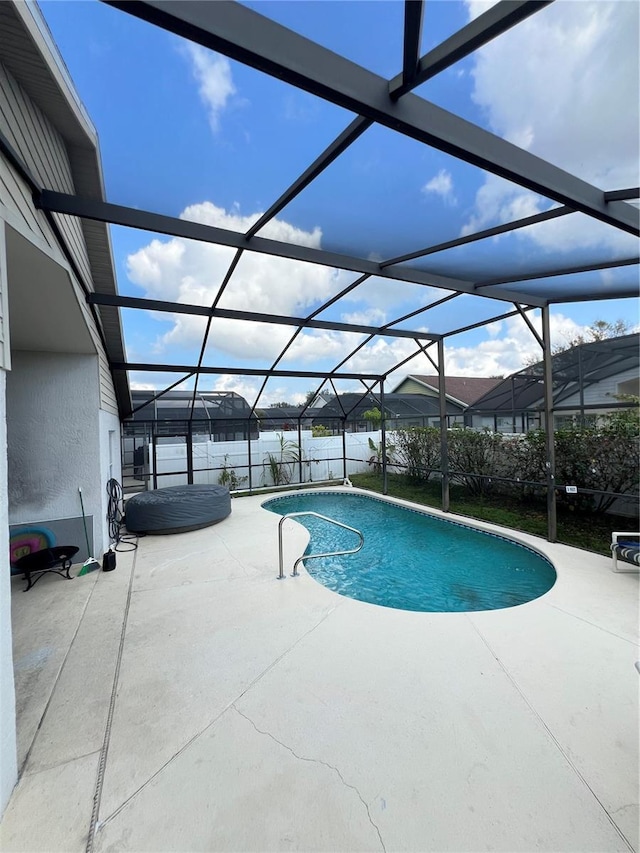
[6, 351, 105, 553]
[0, 369, 18, 815]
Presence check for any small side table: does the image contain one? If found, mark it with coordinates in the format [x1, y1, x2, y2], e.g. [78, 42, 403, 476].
[14, 546, 80, 592]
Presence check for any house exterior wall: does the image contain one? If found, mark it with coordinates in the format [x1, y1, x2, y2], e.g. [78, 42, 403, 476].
[0, 369, 18, 816]
[558, 366, 640, 409]
[0, 60, 117, 416]
[0, 4, 127, 820]
[5, 351, 106, 555]
[468, 412, 536, 433]
[0, 59, 90, 278]
[394, 377, 437, 396]
[99, 409, 122, 549]
[0, 221, 9, 371]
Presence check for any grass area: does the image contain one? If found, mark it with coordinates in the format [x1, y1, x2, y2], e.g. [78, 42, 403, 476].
[349, 472, 633, 556]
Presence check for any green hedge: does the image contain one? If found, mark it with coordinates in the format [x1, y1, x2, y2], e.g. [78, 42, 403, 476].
[392, 409, 639, 514]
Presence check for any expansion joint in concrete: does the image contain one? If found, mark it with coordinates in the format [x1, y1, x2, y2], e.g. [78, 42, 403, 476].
[19, 573, 100, 778]
[233, 706, 386, 853]
[547, 603, 638, 645]
[467, 615, 636, 853]
[95, 604, 342, 833]
[86, 549, 138, 853]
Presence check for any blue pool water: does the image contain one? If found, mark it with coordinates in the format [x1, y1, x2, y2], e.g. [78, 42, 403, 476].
[263, 491, 556, 613]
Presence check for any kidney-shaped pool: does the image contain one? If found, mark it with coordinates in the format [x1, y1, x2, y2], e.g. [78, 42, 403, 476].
[263, 491, 556, 613]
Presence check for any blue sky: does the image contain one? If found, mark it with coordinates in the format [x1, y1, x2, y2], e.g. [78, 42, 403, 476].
[40, 0, 639, 405]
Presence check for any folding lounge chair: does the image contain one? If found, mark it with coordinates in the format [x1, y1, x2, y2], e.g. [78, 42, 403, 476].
[611, 532, 640, 573]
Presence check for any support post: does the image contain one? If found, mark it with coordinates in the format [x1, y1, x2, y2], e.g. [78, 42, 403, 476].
[578, 345, 585, 427]
[342, 420, 347, 481]
[380, 381, 388, 495]
[438, 339, 450, 512]
[297, 419, 303, 484]
[247, 423, 253, 492]
[152, 422, 158, 490]
[187, 421, 194, 485]
[541, 305, 557, 542]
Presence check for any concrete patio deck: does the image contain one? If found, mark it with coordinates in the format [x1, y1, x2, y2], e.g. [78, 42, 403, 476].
[1, 489, 638, 853]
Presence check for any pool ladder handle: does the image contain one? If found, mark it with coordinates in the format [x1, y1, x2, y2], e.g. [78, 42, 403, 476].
[277, 511, 364, 579]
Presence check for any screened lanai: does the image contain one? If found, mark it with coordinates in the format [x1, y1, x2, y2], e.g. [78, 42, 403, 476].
[4, 0, 638, 540]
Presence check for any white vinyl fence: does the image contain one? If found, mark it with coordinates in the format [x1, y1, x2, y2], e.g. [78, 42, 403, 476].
[150, 431, 382, 490]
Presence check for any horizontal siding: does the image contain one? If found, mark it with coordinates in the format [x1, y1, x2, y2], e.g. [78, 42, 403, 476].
[395, 378, 438, 396]
[0, 60, 94, 290]
[0, 60, 118, 410]
[0, 220, 8, 368]
[561, 366, 640, 408]
[0, 158, 49, 241]
[98, 348, 118, 414]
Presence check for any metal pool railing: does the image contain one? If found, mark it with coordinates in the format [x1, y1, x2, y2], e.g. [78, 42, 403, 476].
[277, 511, 364, 579]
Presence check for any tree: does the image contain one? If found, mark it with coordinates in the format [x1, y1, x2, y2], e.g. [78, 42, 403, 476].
[269, 401, 293, 409]
[523, 318, 631, 367]
[362, 407, 382, 429]
[554, 319, 631, 353]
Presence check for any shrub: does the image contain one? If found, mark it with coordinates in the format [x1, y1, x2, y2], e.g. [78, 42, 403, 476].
[522, 418, 639, 513]
[262, 433, 300, 486]
[218, 455, 248, 490]
[367, 437, 396, 473]
[394, 427, 440, 482]
[311, 424, 332, 437]
[447, 428, 504, 497]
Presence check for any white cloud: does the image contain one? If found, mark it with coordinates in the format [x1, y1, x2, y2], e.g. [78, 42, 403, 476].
[126, 201, 347, 361]
[340, 308, 387, 326]
[422, 169, 456, 206]
[342, 277, 441, 313]
[341, 336, 436, 380]
[444, 312, 593, 376]
[286, 330, 364, 365]
[184, 43, 236, 133]
[463, 0, 640, 252]
[130, 381, 159, 391]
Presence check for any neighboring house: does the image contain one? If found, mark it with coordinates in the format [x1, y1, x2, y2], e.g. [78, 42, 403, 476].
[468, 334, 640, 432]
[0, 3, 129, 814]
[126, 390, 259, 440]
[257, 405, 321, 433]
[391, 374, 502, 425]
[314, 392, 462, 433]
[122, 390, 259, 490]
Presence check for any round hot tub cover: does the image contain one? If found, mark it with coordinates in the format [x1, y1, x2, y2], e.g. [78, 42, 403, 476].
[125, 485, 231, 535]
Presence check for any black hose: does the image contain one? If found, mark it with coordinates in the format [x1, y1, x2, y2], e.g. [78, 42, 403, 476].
[106, 479, 139, 552]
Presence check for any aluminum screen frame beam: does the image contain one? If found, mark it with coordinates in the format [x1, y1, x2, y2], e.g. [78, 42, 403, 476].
[546, 287, 639, 304]
[380, 206, 572, 268]
[104, 0, 639, 236]
[87, 293, 439, 341]
[113, 363, 383, 381]
[389, 0, 554, 99]
[38, 190, 547, 307]
[244, 116, 372, 240]
[381, 188, 638, 269]
[398, 0, 424, 95]
[475, 256, 639, 290]
[247, 1, 547, 239]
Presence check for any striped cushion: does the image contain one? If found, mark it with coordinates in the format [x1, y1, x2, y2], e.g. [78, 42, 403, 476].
[613, 542, 640, 565]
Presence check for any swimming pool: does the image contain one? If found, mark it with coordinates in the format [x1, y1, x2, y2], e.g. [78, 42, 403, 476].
[263, 490, 556, 613]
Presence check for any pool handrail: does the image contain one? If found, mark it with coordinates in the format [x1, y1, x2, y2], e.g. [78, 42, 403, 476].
[277, 511, 364, 579]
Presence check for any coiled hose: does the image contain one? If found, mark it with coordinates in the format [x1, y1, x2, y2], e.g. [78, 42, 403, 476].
[106, 478, 139, 551]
